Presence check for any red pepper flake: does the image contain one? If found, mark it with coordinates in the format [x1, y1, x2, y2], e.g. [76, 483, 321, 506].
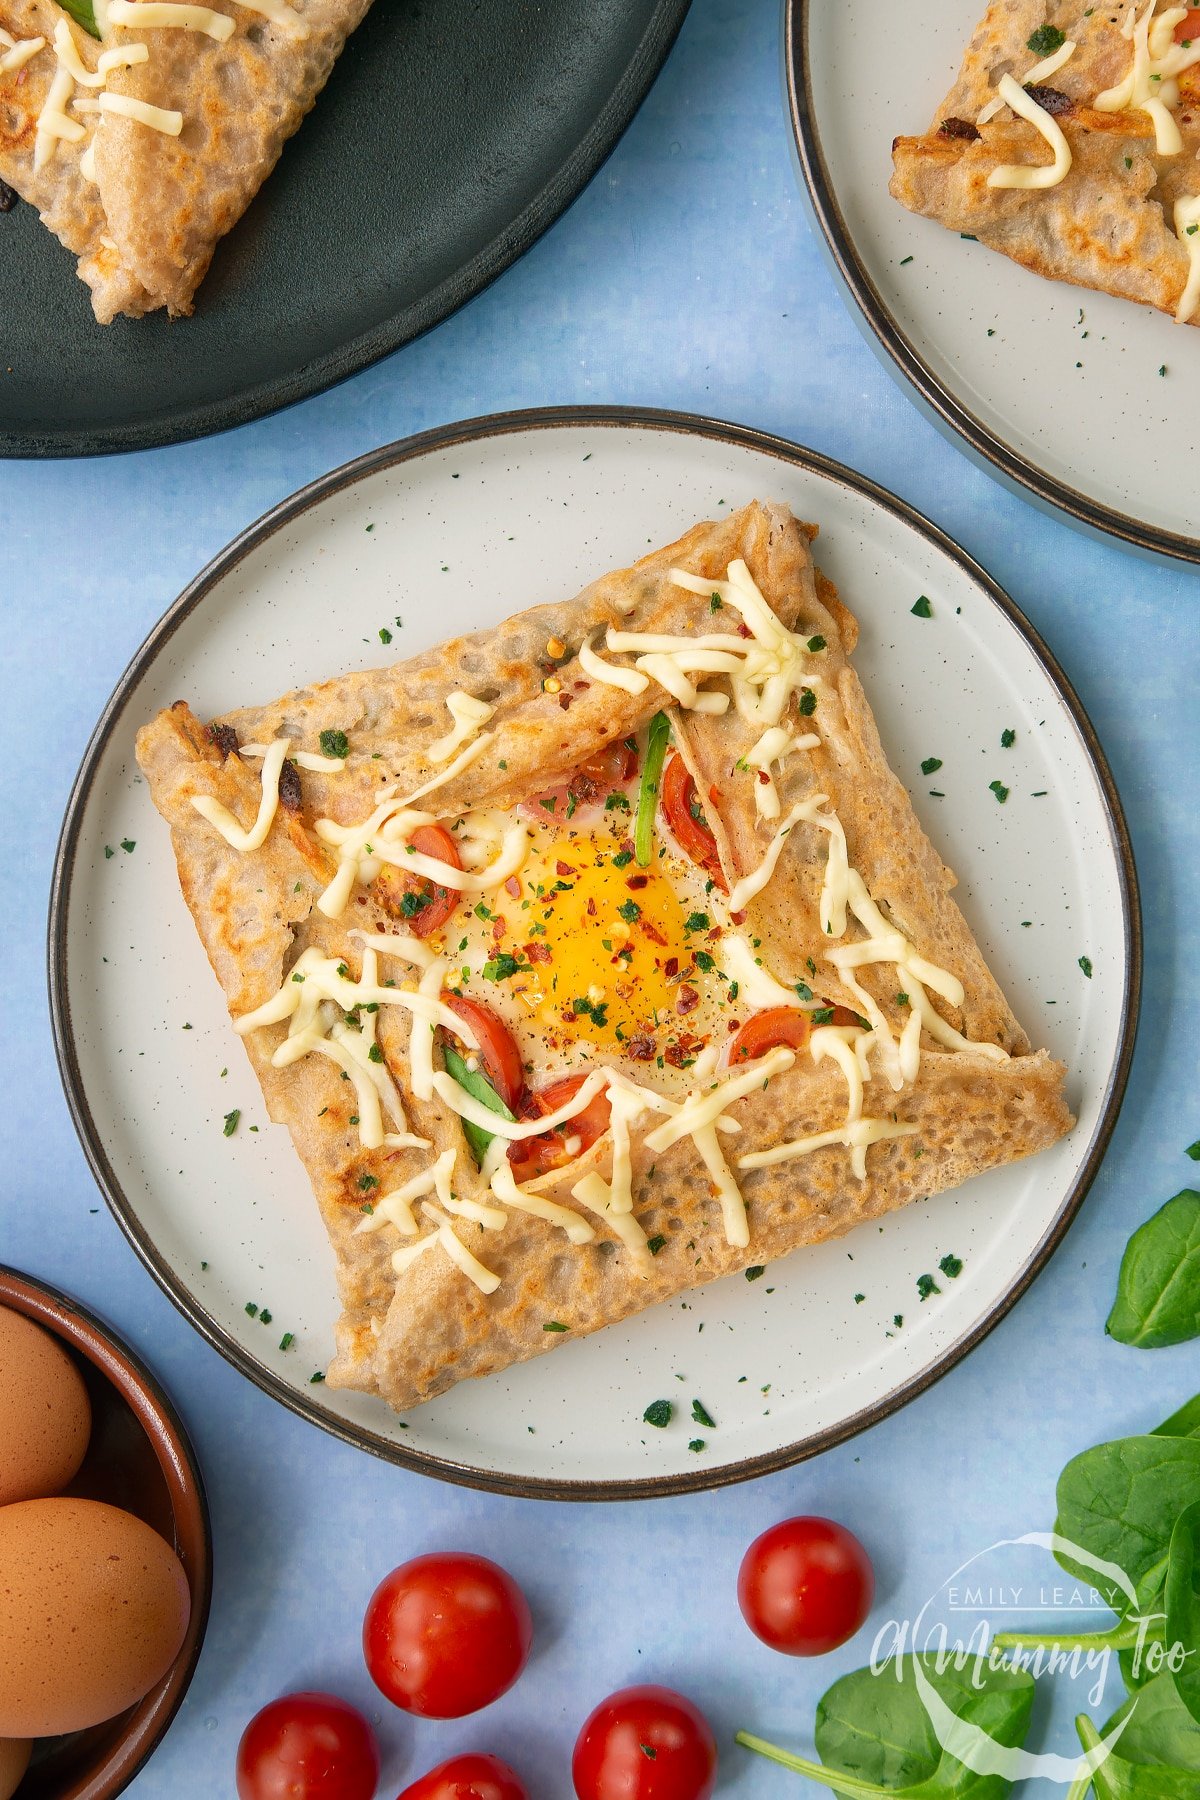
[727, 1018, 741, 1032]
[639, 919, 669, 948]
[664, 956, 679, 978]
[556, 861, 576, 877]
[491, 918, 508, 940]
[558, 694, 572, 710]
[504, 875, 521, 898]
[586, 897, 597, 916]
[626, 873, 649, 889]
[524, 941, 553, 965]
[757, 770, 770, 784]
[627, 1036, 656, 1060]
[736, 621, 753, 639]
[731, 910, 747, 926]
[676, 985, 700, 1015]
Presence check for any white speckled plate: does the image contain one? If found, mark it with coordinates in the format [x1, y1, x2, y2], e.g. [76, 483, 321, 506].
[49, 410, 1138, 1498]
[786, 1, 1200, 563]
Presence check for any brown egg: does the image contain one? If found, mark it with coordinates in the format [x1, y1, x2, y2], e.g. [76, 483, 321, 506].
[0, 1739, 30, 1800]
[0, 1306, 92, 1506]
[0, 1498, 191, 1737]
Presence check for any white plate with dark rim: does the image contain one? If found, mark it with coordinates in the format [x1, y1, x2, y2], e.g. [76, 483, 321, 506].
[785, 1, 1200, 565]
[50, 407, 1139, 1500]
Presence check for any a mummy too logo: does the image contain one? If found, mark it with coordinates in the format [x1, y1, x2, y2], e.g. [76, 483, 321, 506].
[859, 1532, 1195, 1789]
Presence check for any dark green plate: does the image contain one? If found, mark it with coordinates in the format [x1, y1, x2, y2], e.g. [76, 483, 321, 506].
[0, 0, 689, 458]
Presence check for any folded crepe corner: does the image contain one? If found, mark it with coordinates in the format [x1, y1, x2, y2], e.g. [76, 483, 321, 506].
[137, 500, 1074, 1414]
[0, 0, 373, 322]
[890, 0, 1200, 328]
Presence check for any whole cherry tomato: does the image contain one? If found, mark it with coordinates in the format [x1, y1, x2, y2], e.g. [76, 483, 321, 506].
[507, 1072, 612, 1182]
[572, 1685, 717, 1800]
[235, 1692, 379, 1800]
[396, 1753, 528, 1800]
[441, 993, 526, 1114]
[363, 1553, 532, 1719]
[738, 1516, 875, 1656]
[660, 754, 726, 892]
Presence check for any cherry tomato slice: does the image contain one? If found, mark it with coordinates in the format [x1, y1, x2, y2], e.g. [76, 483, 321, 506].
[235, 1692, 379, 1800]
[363, 1552, 532, 1720]
[1176, 7, 1200, 42]
[441, 993, 526, 1115]
[738, 1516, 875, 1657]
[375, 823, 463, 938]
[728, 1007, 812, 1064]
[506, 1073, 613, 1182]
[397, 1754, 528, 1800]
[572, 1685, 718, 1800]
[520, 740, 640, 823]
[660, 754, 726, 892]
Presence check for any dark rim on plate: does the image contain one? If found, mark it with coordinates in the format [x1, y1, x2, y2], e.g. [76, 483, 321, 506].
[3, 2, 690, 460]
[0, 1264, 212, 1797]
[47, 406, 1142, 1502]
[783, 0, 1200, 567]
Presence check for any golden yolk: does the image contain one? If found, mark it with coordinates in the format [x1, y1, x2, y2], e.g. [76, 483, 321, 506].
[451, 827, 727, 1064]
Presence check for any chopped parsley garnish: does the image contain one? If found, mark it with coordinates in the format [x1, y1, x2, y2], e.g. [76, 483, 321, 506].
[1078, 955, 1093, 978]
[810, 1007, 835, 1026]
[279, 1332, 295, 1351]
[357, 1173, 379, 1191]
[543, 1321, 569, 1333]
[684, 911, 710, 933]
[400, 890, 432, 917]
[367, 1044, 384, 1063]
[120, 838, 136, 853]
[605, 791, 631, 812]
[573, 995, 610, 1027]
[1000, 727, 1016, 748]
[223, 1109, 240, 1136]
[379, 627, 392, 645]
[336, 963, 349, 978]
[474, 901, 494, 921]
[688, 1439, 706, 1453]
[640, 1744, 658, 1761]
[795, 981, 813, 1001]
[896, 992, 909, 1006]
[694, 950, 716, 974]
[894, 1314, 904, 1329]
[319, 729, 349, 759]
[309, 1371, 325, 1384]
[612, 850, 634, 869]
[1026, 23, 1065, 56]
[806, 957, 817, 976]
[854, 1293, 865, 1305]
[643, 1399, 673, 1428]
[911, 596, 933, 618]
[745, 1265, 765, 1281]
[245, 1302, 258, 1317]
[916, 1272, 941, 1301]
[710, 593, 723, 611]
[807, 634, 826, 652]
[939, 1253, 964, 1279]
[798, 687, 817, 716]
[921, 756, 942, 775]
[483, 952, 524, 982]
[618, 899, 642, 924]
[647, 1234, 666, 1256]
[104, 845, 114, 859]
[691, 1399, 716, 1428]
[987, 779, 1010, 805]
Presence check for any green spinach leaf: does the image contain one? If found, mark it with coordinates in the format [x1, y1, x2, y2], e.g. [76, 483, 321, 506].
[1107, 1191, 1200, 1348]
[1068, 1678, 1200, 1798]
[1054, 1435, 1200, 1615]
[57, 0, 101, 39]
[1154, 1392, 1200, 1441]
[442, 1044, 514, 1166]
[737, 1655, 1034, 1799]
[1165, 1501, 1200, 1723]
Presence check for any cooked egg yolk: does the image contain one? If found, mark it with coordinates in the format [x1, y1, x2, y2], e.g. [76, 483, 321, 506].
[448, 825, 728, 1067]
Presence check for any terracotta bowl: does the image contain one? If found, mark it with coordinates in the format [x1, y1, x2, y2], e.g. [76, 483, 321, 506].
[0, 1266, 212, 1800]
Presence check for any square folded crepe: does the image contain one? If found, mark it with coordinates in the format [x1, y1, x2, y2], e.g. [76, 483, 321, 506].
[891, 1, 1200, 328]
[0, 0, 372, 321]
[137, 502, 1073, 1414]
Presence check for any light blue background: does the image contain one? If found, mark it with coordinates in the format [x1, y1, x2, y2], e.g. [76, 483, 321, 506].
[3, 1, 1198, 1793]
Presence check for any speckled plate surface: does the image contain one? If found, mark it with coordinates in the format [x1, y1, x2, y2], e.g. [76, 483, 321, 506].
[49, 409, 1139, 1498]
[0, 0, 689, 458]
[787, 0, 1200, 564]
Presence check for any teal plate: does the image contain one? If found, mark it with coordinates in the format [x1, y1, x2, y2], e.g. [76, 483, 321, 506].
[0, 0, 689, 458]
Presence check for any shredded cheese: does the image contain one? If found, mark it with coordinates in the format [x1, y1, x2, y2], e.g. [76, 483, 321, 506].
[426, 691, 496, 765]
[726, 800, 810, 914]
[1174, 194, 1200, 321]
[718, 933, 808, 1011]
[489, 1161, 596, 1245]
[106, 1, 235, 39]
[0, 33, 45, 73]
[191, 736, 288, 851]
[987, 74, 1073, 188]
[578, 635, 651, 695]
[978, 37, 1077, 124]
[739, 1118, 920, 1180]
[421, 1202, 501, 1293]
[35, 63, 85, 168]
[571, 1173, 653, 1267]
[1095, 0, 1200, 154]
[99, 91, 183, 135]
[357, 1149, 458, 1237]
[240, 741, 346, 773]
[431, 1068, 609, 1141]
